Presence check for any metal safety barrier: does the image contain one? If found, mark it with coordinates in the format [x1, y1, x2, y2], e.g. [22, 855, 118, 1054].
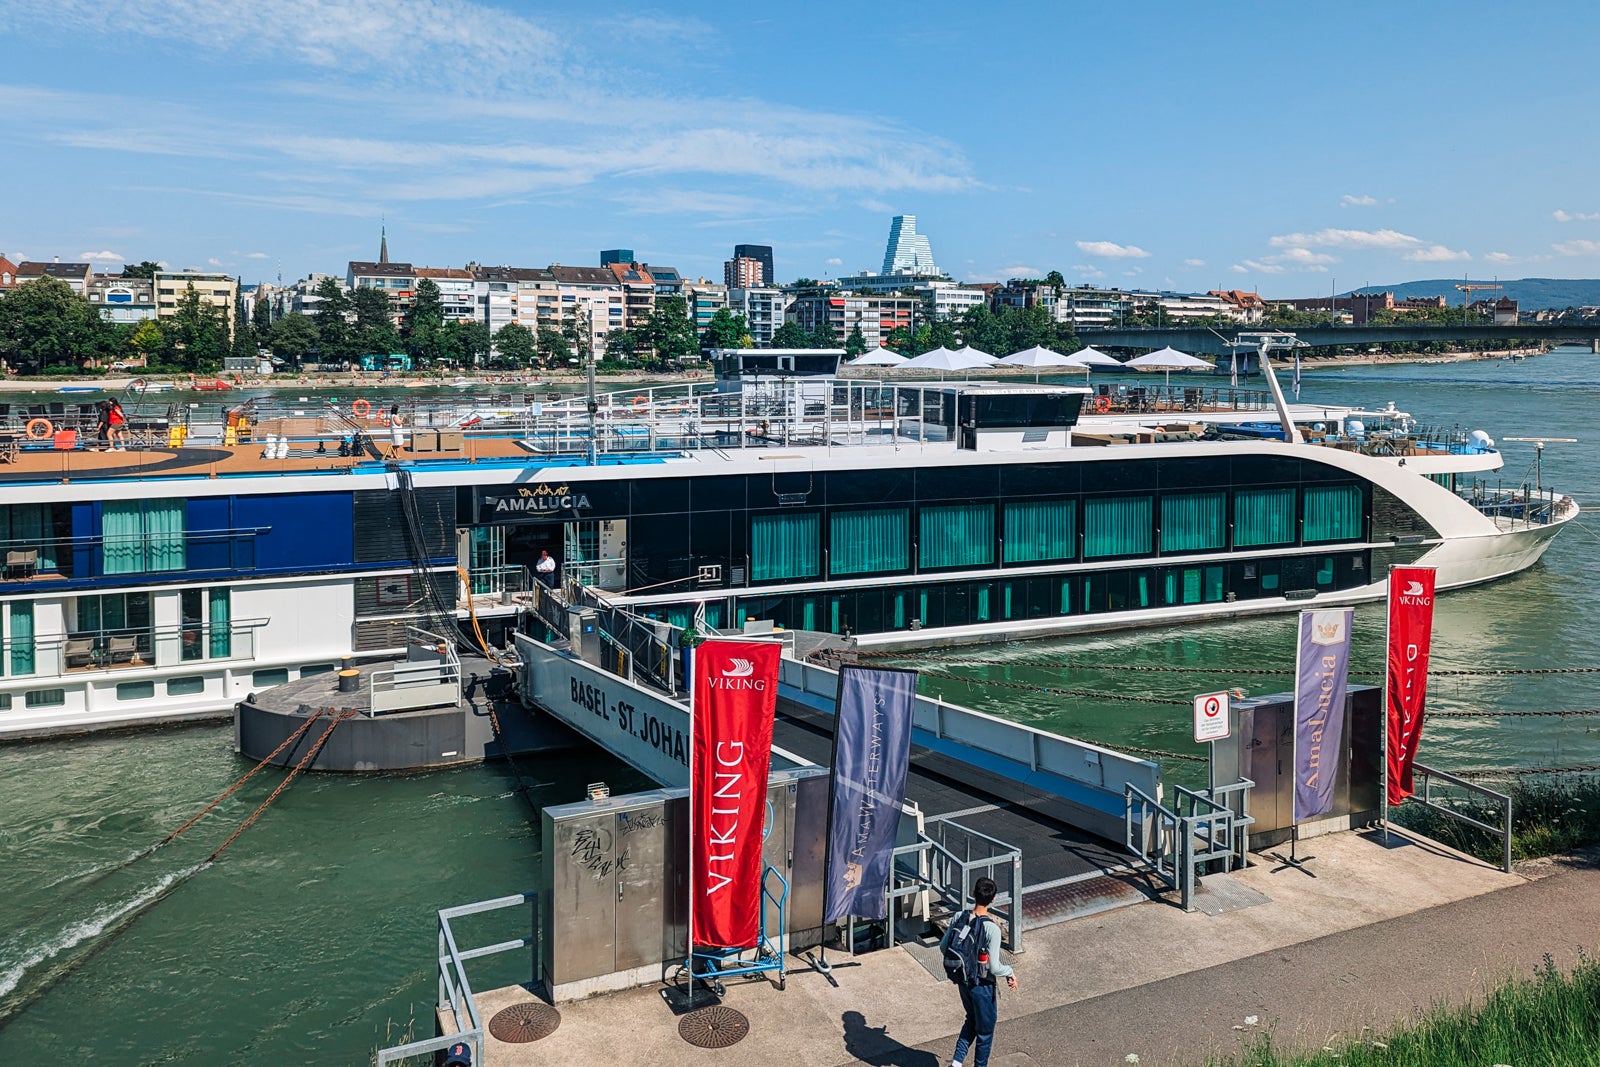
[1124, 778, 1254, 911]
[923, 817, 1025, 952]
[1405, 762, 1514, 873]
[375, 890, 540, 1067]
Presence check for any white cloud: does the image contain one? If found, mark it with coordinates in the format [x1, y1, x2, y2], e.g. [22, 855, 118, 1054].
[207, 257, 224, 267]
[1554, 239, 1600, 256]
[78, 249, 123, 262]
[1122, 267, 1143, 276]
[997, 265, 1042, 278]
[1071, 263, 1106, 280]
[1402, 244, 1470, 263]
[1076, 240, 1149, 259]
[1340, 194, 1378, 207]
[244, 251, 270, 259]
[1277, 247, 1337, 267]
[1181, 258, 1205, 269]
[1233, 259, 1285, 275]
[825, 257, 842, 267]
[1553, 209, 1600, 223]
[1269, 228, 1422, 250]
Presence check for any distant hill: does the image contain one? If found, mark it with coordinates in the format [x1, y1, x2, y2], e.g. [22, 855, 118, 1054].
[1348, 278, 1600, 310]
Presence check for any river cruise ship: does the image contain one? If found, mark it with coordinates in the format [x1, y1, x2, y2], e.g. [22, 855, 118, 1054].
[0, 373, 1572, 737]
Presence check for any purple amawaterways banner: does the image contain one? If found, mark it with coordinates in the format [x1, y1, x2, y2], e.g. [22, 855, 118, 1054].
[1293, 608, 1354, 823]
[824, 666, 917, 924]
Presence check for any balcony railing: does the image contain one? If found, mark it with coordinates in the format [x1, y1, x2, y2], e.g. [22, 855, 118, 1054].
[0, 617, 268, 678]
[0, 528, 270, 582]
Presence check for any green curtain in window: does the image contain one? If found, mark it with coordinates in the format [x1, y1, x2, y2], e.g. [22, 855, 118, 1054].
[5, 504, 55, 572]
[102, 502, 144, 575]
[9, 601, 34, 676]
[1084, 497, 1152, 558]
[1304, 485, 1363, 542]
[1204, 565, 1224, 602]
[1160, 493, 1225, 553]
[751, 512, 819, 582]
[830, 509, 909, 576]
[919, 505, 994, 569]
[209, 589, 232, 658]
[1059, 579, 1073, 615]
[145, 500, 187, 572]
[1004, 500, 1075, 563]
[1234, 488, 1297, 547]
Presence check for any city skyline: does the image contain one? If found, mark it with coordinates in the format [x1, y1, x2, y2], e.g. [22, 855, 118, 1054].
[2, 1, 1597, 297]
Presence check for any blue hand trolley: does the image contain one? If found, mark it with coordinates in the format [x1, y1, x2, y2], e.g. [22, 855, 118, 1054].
[680, 865, 790, 995]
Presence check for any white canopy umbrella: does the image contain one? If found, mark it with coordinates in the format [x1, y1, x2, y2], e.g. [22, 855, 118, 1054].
[1124, 346, 1215, 387]
[1064, 346, 1122, 368]
[899, 346, 988, 377]
[957, 346, 998, 365]
[999, 345, 1080, 368]
[845, 345, 908, 367]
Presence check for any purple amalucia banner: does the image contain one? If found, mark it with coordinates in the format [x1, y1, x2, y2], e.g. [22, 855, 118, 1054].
[823, 666, 917, 924]
[1293, 608, 1354, 823]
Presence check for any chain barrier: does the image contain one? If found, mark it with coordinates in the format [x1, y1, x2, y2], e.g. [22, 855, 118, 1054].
[825, 648, 1600, 677]
[1448, 765, 1600, 780]
[1114, 744, 1208, 764]
[208, 708, 358, 863]
[920, 669, 1193, 706]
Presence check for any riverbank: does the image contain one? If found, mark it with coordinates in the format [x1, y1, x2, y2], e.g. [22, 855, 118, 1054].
[0, 346, 1554, 394]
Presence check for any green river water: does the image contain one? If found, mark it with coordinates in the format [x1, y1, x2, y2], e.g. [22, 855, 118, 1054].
[1, 351, 1597, 1062]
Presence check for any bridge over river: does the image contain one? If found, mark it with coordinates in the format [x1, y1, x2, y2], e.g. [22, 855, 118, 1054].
[1079, 323, 1600, 356]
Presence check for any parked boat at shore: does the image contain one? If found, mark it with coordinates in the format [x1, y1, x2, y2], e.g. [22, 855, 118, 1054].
[0, 356, 1573, 738]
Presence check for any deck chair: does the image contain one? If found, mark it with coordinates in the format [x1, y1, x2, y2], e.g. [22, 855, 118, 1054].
[107, 635, 139, 664]
[5, 549, 36, 578]
[64, 637, 95, 668]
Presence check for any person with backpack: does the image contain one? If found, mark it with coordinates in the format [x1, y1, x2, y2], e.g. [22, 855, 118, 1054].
[939, 875, 1017, 1067]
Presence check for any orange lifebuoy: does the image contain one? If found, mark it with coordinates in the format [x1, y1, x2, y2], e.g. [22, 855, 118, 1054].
[351, 398, 372, 417]
[1094, 396, 1110, 413]
[377, 412, 392, 427]
[25, 418, 52, 440]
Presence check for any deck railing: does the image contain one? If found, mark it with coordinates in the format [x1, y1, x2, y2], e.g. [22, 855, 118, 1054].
[0, 617, 268, 678]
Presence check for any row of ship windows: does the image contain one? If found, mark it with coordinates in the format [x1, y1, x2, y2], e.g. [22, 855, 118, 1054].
[646, 552, 1366, 636]
[748, 486, 1364, 584]
[0, 664, 335, 711]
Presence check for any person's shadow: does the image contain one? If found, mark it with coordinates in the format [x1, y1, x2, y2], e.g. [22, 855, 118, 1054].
[841, 1009, 939, 1066]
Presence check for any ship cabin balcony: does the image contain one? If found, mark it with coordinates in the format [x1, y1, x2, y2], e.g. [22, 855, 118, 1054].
[1, 616, 266, 680]
[0, 525, 269, 587]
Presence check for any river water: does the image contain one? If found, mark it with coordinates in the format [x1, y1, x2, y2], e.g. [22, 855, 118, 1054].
[1, 351, 1596, 1062]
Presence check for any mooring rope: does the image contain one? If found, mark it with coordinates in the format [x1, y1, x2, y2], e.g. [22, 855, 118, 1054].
[824, 648, 1600, 677]
[920, 669, 1193, 706]
[1448, 765, 1600, 780]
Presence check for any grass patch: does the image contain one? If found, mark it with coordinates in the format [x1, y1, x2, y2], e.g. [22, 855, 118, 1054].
[1389, 775, 1600, 865]
[1205, 953, 1600, 1066]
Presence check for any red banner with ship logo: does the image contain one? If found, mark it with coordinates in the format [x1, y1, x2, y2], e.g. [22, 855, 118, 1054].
[1386, 566, 1437, 805]
[690, 640, 779, 949]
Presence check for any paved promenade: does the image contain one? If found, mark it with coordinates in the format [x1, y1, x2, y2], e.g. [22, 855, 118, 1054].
[465, 830, 1597, 1067]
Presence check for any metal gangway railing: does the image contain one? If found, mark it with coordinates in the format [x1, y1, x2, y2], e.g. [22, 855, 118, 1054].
[367, 626, 461, 715]
[1403, 763, 1514, 873]
[1124, 778, 1254, 912]
[872, 815, 1025, 954]
[375, 891, 540, 1066]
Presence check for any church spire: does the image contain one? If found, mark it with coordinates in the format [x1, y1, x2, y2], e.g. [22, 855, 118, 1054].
[379, 222, 389, 265]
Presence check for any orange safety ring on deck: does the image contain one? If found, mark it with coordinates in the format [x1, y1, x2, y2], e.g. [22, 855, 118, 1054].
[25, 418, 52, 440]
[351, 398, 372, 417]
[1094, 396, 1110, 413]
[377, 412, 392, 427]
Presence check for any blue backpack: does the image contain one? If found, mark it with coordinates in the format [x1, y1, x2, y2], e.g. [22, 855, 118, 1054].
[941, 910, 993, 986]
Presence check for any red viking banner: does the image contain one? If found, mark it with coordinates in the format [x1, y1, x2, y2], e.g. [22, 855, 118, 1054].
[690, 639, 780, 949]
[1386, 566, 1437, 805]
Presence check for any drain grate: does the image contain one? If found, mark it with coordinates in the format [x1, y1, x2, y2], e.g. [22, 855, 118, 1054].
[488, 1002, 562, 1043]
[677, 1004, 750, 1049]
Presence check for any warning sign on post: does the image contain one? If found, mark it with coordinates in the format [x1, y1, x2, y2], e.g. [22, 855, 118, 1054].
[1193, 690, 1231, 743]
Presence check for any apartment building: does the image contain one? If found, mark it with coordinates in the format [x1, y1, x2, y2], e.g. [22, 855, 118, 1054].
[156, 269, 238, 337]
[414, 267, 478, 323]
[683, 281, 729, 336]
[0, 255, 17, 292]
[724, 256, 764, 290]
[787, 292, 920, 348]
[550, 266, 625, 357]
[17, 261, 93, 294]
[346, 260, 417, 322]
[87, 275, 157, 323]
[728, 287, 788, 346]
[609, 262, 657, 332]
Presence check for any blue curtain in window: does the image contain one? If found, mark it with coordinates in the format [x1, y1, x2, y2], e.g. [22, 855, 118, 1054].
[1160, 493, 1225, 553]
[209, 589, 232, 658]
[1084, 497, 1152, 558]
[751, 512, 819, 582]
[1303, 485, 1363, 542]
[146, 500, 187, 572]
[1004, 500, 1075, 563]
[9, 601, 33, 676]
[102, 502, 144, 575]
[1234, 488, 1297, 547]
[919, 505, 994, 569]
[830, 509, 909, 576]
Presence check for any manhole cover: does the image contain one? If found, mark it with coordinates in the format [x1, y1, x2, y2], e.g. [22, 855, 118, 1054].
[677, 1004, 750, 1049]
[488, 1002, 561, 1042]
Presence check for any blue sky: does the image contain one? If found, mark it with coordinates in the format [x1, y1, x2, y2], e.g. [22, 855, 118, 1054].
[2, 0, 1597, 297]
